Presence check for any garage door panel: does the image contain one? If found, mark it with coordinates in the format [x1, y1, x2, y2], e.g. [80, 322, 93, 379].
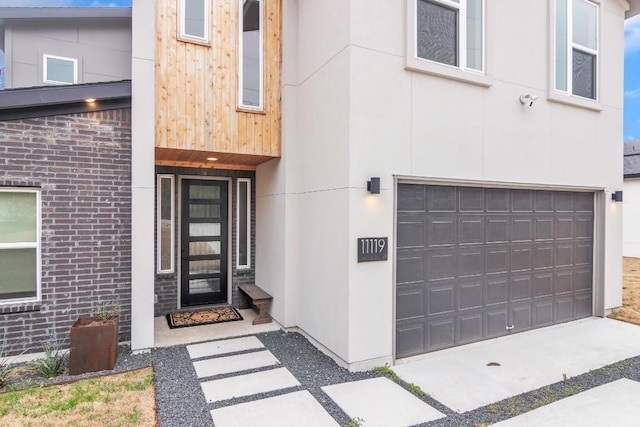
[487, 246, 510, 273]
[458, 281, 483, 310]
[429, 186, 457, 212]
[534, 244, 554, 269]
[428, 217, 456, 247]
[487, 217, 510, 243]
[510, 303, 533, 331]
[533, 299, 554, 327]
[555, 297, 574, 322]
[396, 321, 425, 358]
[459, 313, 483, 344]
[487, 277, 508, 305]
[535, 218, 554, 240]
[396, 184, 594, 358]
[511, 246, 533, 271]
[510, 274, 532, 301]
[487, 189, 509, 212]
[574, 293, 592, 318]
[397, 184, 425, 211]
[397, 219, 425, 249]
[486, 309, 509, 338]
[396, 256, 424, 285]
[512, 190, 534, 212]
[460, 217, 484, 244]
[396, 285, 425, 321]
[428, 318, 455, 350]
[459, 249, 484, 277]
[428, 283, 456, 315]
[512, 217, 534, 242]
[427, 251, 456, 281]
[533, 272, 553, 297]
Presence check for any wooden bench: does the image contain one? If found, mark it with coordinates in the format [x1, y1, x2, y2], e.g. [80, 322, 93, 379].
[238, 284, 273, 325]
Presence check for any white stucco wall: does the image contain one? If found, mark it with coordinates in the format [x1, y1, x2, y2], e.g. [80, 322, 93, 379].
[259, 0, 627, 369]
[624, 179, 640, 258]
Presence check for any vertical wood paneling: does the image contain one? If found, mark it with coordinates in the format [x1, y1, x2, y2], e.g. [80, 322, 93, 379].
[156, 0, 280, 160]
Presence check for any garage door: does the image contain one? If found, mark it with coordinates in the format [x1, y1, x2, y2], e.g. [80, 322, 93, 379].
[395, 184, 594, 358]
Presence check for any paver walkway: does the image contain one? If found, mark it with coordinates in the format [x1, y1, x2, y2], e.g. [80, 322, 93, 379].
[187, 335, 445, 426]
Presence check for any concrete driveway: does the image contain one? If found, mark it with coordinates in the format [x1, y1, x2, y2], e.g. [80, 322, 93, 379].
[391, 317, 640, 413]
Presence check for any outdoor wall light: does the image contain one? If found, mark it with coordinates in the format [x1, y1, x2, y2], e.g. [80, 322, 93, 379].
[367, 177, 380, 194]
[612, 191, 623, 202]
[519, 93, 538, 107]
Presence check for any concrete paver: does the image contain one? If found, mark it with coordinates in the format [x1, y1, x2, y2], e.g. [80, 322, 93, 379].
[187, 336, 264, 359]
[494, 378, 640, 426]
[193, 349, 279, 378]
[210, 391, 340, 427]
[392, 318, 640, 413]
[201, 368, 300, 403]
[322, 377, 446, 427]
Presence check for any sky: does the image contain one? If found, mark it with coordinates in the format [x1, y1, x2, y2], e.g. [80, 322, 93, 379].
[0, 0, 639, 140]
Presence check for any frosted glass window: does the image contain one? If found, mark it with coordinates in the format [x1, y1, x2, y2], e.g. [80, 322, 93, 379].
[240, 0, 263, 108]
[555, 0, 568, 91]
[414, 0, 484, 72]
[181, 0, 208, 42]
[44, 55, 76, 85]
[0, 189, 39, 302]
[237, 179, 251, 268]
[157, 175, 174, 273]
[190, 223, 221, 237]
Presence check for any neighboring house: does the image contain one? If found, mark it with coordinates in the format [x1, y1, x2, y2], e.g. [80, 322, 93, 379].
[2, 0, 640, 368]
[0, 7, 131, 89]
[624, 140, 640, 258]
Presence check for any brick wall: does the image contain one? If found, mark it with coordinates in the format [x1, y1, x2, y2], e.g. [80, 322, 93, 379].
[154, 166, 255, 316]
[0, 109, 132, 356]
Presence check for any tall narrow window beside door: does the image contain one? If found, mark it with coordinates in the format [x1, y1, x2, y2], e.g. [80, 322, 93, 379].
[239, 0, 263, 110]
[237, 179, 251, 268]
[157, 175, 175, 273]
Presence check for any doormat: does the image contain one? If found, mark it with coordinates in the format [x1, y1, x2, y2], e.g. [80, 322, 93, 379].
[166, 307, 243, 329]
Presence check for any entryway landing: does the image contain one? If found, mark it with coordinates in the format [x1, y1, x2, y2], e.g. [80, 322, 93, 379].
[154, 308, 281, 348]
[392, 317, 640, 413]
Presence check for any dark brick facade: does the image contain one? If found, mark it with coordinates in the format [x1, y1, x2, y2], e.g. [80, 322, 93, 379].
[0, 110, 132, 356]
[154, 166, 256, 316]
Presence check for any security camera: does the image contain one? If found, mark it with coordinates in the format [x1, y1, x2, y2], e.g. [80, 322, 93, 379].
[519, 93, 538, 107]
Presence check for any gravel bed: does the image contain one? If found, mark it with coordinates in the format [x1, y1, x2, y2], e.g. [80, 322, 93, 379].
[5, 330, 640, 427]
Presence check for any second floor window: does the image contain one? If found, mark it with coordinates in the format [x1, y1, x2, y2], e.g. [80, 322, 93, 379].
[554, 0, 598, 100]
[43, 54, 77, 85]
[180, 0, 208, 43]
[239, 0, 263, 110]
[415, 0, 484, 73]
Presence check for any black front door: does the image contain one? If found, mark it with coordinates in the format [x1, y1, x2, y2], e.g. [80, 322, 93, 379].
[180, 179, 228, 306]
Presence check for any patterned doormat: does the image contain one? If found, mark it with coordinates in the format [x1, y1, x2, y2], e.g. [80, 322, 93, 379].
[166, 307, 243, 329]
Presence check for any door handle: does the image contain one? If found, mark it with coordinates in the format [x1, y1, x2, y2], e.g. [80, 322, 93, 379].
[506, 325, 515, 330]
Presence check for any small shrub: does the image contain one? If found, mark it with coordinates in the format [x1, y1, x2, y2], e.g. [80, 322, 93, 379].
[95, 302, 119, 322]
[29, 343, 67, 378]
[0, 350, 13, 390]
[345, 417, 364, 427]
[408, 382, 427, 397]
[371, 364, 400, 382]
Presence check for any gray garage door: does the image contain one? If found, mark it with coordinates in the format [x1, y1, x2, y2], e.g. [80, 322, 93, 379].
[395, 184, 594, 358]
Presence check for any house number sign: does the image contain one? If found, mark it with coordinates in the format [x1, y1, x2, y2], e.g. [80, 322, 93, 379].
[357, 237, 388, 262]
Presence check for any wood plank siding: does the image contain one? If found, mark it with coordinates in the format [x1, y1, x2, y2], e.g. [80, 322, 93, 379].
[155, 0, 281, 170]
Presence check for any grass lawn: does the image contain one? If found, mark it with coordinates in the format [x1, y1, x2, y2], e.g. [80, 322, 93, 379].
[0, 367, 156, 427]
[610, 257, 640, 326]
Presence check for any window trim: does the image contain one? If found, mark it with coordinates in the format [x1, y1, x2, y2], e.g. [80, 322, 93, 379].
[0, 188, 41, 304]
[179, 0, 210, 44]
[236, 178, 251, 269]
[238, 0, 264, 111]
[43, 54, 77, 85]
[405, 0, 491, 87]
[548, 0, 602, 111]
[157, 175, 175, 274]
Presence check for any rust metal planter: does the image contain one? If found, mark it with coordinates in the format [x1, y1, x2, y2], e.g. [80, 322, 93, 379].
[68, 317, 118, 375]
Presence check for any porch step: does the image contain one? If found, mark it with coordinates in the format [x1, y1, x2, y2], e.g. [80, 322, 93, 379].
[201, 368, 300, 403]
[193, 349, 279, 378]
[187, 336, 264, 359]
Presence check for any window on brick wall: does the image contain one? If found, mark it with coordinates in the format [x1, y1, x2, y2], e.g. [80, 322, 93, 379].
[236, 178, 251, 269]
[157, 175, 175, 274]
[0, 188, 40, 302]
